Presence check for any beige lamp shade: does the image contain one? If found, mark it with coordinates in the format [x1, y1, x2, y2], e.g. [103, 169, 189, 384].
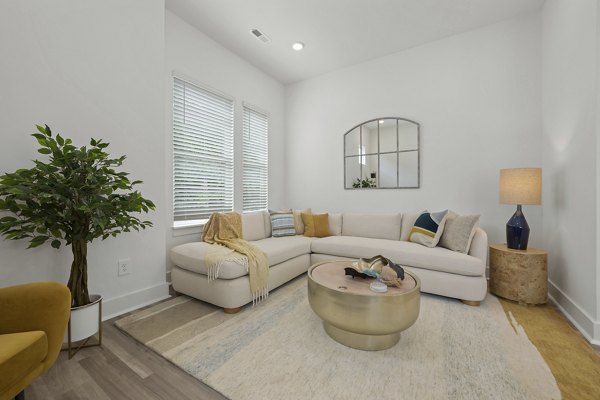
[499, 168, 542, 205]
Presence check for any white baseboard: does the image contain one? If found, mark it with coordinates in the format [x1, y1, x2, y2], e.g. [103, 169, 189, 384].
[102, 282, 171, 321]
[547, 280, 600, 346]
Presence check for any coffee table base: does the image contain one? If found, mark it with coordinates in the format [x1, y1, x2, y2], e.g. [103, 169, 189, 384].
[323, 322, 401, 351]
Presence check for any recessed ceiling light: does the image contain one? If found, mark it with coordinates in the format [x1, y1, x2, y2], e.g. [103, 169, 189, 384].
[379, 120, 385, 124]
[292, 42, 304, 51]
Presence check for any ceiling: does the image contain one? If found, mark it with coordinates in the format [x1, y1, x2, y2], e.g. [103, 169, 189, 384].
[166, 0, 544, 84]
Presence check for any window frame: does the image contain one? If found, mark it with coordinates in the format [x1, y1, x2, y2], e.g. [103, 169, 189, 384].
[171, 73, 235, 227]
[242, 103, 269, 213]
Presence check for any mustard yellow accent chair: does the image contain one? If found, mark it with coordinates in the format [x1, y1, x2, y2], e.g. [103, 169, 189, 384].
[0, 282, 71, 400]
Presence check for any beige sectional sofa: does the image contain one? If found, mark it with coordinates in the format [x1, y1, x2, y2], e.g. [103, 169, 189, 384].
[170, 211, 488, 312]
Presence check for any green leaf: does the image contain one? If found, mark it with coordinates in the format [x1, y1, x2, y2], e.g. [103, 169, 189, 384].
[51, 239, 61, 249]
[6, 187, 24, 195]
[56, 134, 64, 146]
[28, 235, 49, 248]
[38, 148, 52, 154]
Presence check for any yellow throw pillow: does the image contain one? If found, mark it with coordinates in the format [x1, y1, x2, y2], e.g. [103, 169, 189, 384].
[301, 212, 331, 237]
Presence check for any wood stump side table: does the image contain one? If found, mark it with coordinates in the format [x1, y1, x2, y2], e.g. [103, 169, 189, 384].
[489, 244, 548, 305]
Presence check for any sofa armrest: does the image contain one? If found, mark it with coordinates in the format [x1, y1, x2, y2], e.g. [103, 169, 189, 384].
[0, 282, 71, 372]
[468, 228, 488, 266]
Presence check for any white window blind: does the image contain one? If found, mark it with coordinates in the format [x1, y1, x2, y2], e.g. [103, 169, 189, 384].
[173, 77, 234, 221]
[242, 106, 268, 212]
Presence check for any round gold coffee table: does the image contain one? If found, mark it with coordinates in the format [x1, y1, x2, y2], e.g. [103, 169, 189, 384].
[307, 260, 420, 351]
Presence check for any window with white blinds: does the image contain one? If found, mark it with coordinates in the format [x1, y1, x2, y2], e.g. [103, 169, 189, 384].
[173, 77, 234, 221]
[242, 106, 268, 212]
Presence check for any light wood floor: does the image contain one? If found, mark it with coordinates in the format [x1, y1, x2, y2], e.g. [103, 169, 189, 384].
[499, 298, 600, 400]
[27, 311, 227, 400]
[28, 294, 600, 400]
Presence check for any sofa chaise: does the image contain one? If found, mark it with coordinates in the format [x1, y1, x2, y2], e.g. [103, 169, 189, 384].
[170, 211, 488, 313]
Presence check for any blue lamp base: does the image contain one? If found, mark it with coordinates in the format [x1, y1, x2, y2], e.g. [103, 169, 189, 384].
[506, 205, 530, 250]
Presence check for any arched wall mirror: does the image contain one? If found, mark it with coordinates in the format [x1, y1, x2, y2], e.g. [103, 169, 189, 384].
[344, 118, 420, 189]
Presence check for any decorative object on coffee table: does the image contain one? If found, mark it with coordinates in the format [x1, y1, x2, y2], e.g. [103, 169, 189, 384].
[489, 244, 548, 305]
[344, 255, 405, 280]
[499, 168, 542, 250]
[308, 260, 420, 350]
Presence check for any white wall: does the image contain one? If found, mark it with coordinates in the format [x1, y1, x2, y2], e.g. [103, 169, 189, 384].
[597, 1, 600, 342]
[541, 0, 600, 344]
[0, 0, 169, 318]
[165, 11, 286, 270]
[285, 13, 543, 248]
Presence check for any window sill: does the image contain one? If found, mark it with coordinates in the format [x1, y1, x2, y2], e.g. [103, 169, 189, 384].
[172, 219, 208, 237]
[173, 219, 208, 229]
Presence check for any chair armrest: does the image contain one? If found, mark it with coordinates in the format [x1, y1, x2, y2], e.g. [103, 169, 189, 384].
[0, 282, 70, 371]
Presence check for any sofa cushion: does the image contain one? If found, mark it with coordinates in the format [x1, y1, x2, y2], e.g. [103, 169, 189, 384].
[171, 242, 247, 279]
[311, 236, 484, 276]
[293, 208, 311, 234]
[242, 211, 267, 241]
[328, 213, 342, 236]
[253, 236, 313, 266]
[171, 236, 313, 279]
[342, 213, 401, 240]
[400, 212, 421, 241]
[0, 331, 47, 394]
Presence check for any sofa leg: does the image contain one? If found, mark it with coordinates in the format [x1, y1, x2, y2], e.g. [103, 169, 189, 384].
[15, 390, 25, 400]
[223, 307, 242, 314]
[461, 300, 481, 307]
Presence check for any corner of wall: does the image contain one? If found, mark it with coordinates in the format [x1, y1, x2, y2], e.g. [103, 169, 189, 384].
[102, 282, 170, 321]
[596, 0, 600, 331]
[548, 280, 600, 345]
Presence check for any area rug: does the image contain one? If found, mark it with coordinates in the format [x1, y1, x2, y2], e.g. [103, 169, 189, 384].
[115, 276, 560, 400]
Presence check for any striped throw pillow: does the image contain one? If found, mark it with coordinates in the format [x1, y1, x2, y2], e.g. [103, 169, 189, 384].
[270, 212, 296, 237]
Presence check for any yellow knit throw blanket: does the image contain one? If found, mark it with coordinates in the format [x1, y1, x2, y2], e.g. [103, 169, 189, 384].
[202, 212, 269, 304]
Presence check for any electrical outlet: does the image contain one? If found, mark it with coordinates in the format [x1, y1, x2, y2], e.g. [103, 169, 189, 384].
[118, 258, 131, 276]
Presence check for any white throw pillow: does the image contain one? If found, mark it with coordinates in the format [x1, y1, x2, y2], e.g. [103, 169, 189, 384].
[439, 212, 480, 253]
[293, 208, 311, 234]
[400, 212, 422, 241]
[242, 211, 267, 241]
[317, 212, 342, 236]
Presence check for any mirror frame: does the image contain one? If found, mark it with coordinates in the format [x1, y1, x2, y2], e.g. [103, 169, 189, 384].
[343, 117, 420, 189]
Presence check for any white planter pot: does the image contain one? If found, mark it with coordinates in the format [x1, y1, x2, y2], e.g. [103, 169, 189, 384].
[63, 294, 102, 343]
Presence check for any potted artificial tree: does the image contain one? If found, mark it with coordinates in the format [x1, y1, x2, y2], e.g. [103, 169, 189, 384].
[0, 125, 155, 354]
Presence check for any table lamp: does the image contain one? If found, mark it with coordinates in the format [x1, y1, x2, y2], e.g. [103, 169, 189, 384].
[499, 168, 542, 250]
